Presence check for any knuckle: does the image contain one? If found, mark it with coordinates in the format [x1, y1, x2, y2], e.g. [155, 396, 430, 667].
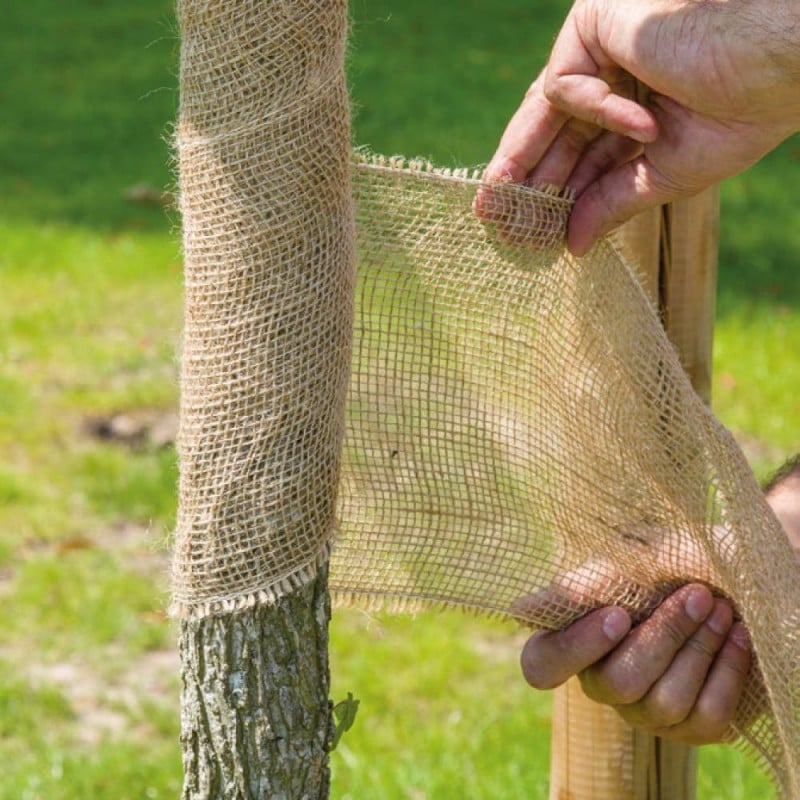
[614, 684, 649, 707]
[684, 635, 716, 660]
[524, 72, 547, 101]
[590, 107, 607, 130]
[660, 617, 691, 648]
[695, 696, 737, 733]
[643, 696, 692, 729]
[543, 76, 567, 107]
[599, 671, 649, 706]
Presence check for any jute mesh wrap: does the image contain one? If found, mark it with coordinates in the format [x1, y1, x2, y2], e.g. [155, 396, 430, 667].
[333, 158, 800, 795]
[173, 0, 800, 796]
[173, 0, 354, 615]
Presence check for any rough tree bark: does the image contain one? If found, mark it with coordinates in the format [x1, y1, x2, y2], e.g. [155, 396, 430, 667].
[179, 568, 333, 800]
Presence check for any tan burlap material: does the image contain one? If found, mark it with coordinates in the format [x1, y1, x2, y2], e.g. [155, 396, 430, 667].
[333, 158, 800, 795]
[173, 0, 354, 615]
[173, 0, 800, 795]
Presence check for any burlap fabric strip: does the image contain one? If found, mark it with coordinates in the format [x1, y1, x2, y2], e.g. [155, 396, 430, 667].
[173, 0, 354, 616]
[330, 158, 800, 795]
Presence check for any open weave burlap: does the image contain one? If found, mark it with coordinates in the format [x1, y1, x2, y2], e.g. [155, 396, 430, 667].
[332, 157, 800, 796]
[173, 0, 354, 615]
[173, 0, 800, 796]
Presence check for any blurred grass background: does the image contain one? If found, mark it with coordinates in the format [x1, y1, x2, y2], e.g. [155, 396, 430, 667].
[1, 0, 796, 797]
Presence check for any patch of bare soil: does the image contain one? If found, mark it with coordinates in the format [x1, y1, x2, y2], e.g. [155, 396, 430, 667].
[94, 519, 172, 582]
[17, 520, 171, 586]
[83, 408, 178, 451]
[15, 523, 176, 743]
[28, 648, 179, 746]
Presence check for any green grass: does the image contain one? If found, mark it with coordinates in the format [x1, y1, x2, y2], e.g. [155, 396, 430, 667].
[331, 612, 551, 799]
[712, 146, 800, 476]
[1, 0, 796, 797]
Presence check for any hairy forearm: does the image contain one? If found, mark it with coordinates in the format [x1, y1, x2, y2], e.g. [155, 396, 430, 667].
[736, 0, 800, 117]
[740, 0, 800, 68]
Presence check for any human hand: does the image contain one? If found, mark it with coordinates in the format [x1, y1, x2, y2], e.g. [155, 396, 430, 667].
[476, 0, 800, 255]
[519, 583, 751, 745]
[511, 517, 759, 746]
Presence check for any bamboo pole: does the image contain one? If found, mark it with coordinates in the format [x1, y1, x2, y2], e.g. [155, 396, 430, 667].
[548, 186, 719, 799]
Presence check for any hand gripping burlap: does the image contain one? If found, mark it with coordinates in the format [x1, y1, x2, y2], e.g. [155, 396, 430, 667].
[173, 1, 800, 796]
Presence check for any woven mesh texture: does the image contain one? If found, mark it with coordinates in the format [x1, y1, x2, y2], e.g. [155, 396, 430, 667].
[173, 0, 800, 795]
[173, 0, 354, 615]
[331, 160, 800, 795]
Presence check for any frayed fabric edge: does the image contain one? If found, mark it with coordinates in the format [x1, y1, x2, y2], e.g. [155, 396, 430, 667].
[351, 149, 576, 204]
[170, 541, 332, 621]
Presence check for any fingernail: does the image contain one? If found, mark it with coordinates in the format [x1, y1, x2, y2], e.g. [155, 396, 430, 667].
[706, 601, 732, 636]
[685, 587, 712, 623]
[730, 623, 751, 651]
[626, 128, 653, 144]
[602, 608, 630, 642]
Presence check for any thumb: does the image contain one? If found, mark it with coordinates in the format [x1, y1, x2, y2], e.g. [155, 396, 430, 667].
[567, 154, 679, 255]
[521, 607, 632, 690]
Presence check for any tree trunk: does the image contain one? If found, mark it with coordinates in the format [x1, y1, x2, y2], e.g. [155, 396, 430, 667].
[179, 567, 333, 800]
[174, 0, 350, 796]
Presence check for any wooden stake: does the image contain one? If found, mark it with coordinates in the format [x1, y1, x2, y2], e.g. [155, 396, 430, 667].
[548, 186, 719, 799]
[660, 188, 719, 405]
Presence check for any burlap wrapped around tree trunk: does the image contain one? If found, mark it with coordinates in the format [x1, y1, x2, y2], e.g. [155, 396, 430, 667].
[173, 0, 354, 617]
[172, 0, 800, 796]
